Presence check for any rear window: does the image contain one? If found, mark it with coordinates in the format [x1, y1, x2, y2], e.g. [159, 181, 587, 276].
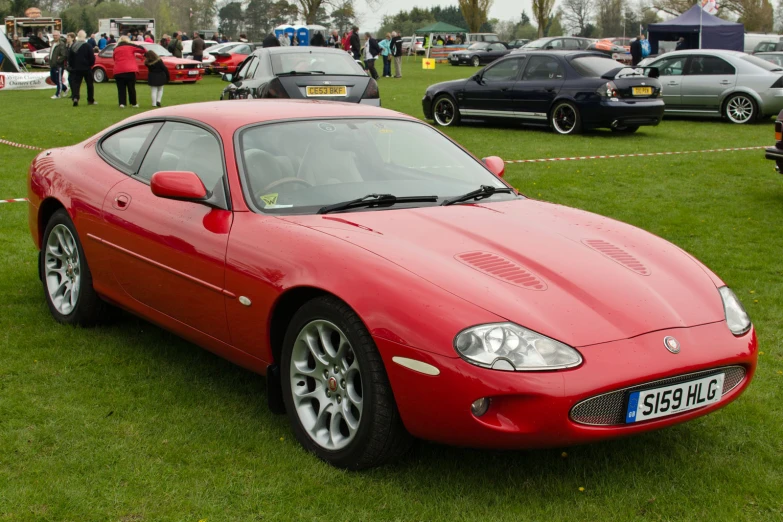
[740, 54, 783, 71]
[271, 51, 366, 75]
[569, 56, 624, 77]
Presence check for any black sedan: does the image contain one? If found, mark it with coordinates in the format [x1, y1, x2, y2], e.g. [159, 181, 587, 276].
[448, 42, 511, 67]
[220, 47, 379, 105]
[423, 51, 664, 135]
[765, 110, 783, 172]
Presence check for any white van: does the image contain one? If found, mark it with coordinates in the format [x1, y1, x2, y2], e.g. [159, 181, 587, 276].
[744, 33, 783, 54]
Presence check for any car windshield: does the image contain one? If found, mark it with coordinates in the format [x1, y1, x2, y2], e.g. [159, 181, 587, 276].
[570, 55, 626, 76]
[144, 43, 172, 57]
[467, 42, 490, 50]
[271, 52, 365, 75]
[239, 119, 514, 214]
[740, 54, 783, 71]
[521, 38, 553, 49]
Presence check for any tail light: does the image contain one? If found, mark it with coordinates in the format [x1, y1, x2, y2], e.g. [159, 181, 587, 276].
[775, 120, 782, 142]
[596, 81, 618, 99]
[362, 78, 380, 99]
[266, 78, 289, 98]
[772, 76, 783, 88]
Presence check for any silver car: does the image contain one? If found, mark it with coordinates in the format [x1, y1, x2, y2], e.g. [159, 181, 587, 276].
[641, 50, 783, 123]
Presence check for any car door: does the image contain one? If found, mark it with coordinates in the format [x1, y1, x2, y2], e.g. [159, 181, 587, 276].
[512, 54, 565, 119]
[134, 50, 148, 80]
[650, 54, 689, 108]
[98, 44, 115, 77]
[680, 55, 737, 112]
[100, 121, 233, 342]
[482, 42, 508, 64]
[461, 57, 526, 116]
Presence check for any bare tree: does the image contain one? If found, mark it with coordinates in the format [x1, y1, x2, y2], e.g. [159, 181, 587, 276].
[562, 0, 594, 35]
[532, 0, 557, 37]
[458, 0, 494, 33]
[653, 0, 774, 31]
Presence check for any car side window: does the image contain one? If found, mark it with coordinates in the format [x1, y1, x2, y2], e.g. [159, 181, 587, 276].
[522, 56, 564, 81]
[563, 39, 579, 50]
[236, 56, 257, 80]
[548, 39, 563, 49]
[100, 123, 157, 170]
[482, 58, 525, 81]
[687, 56, 735, 75]
[653, 56, 688, 76]
[488, 43, 505, 52]
[234, 44, 251, 55]
[137, 122, 227, 205]
[99, 45, 115, 58]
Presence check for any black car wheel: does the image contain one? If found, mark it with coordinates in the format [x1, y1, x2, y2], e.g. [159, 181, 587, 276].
[471, 56, 480, 67]
[611, 125, 639, 134]
[550, 101, 582, 135]
[432, 95, 460, 127]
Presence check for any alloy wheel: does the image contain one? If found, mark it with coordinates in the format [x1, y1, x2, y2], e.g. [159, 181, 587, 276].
[471, 56, 480, 67]
[434, 97, 456, 126]
[552, 104, 578, 134]
[726, 95, 754, 124]
[45, 224, 81, 315]
[93, 68, 105, 83]
[290, 320, 363, 451]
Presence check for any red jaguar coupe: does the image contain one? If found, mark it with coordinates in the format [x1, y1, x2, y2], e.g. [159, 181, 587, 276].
[92, 43, 204, 84]
[27, 100, 757, 469]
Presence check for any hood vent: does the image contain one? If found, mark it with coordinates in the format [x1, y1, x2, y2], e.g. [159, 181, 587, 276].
[455, 251, 547, 291]
[583, 239, 650, 276]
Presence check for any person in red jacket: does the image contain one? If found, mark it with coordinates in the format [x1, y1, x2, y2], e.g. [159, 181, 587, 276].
[113, 36, 146, 108]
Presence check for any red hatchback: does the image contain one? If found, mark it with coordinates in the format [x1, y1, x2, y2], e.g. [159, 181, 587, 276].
[27, 100, 757, 470]
[92, 43, 204, 84]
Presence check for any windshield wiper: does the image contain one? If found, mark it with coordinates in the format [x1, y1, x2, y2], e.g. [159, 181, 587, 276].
[441, 185, 514, 206]
[277, 70, 326, 76]
[318, 194, 438, 214]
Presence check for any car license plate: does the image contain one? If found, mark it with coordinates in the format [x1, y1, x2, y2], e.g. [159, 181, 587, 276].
[626, 373, 725, 423]
[632, 86, 653, 96]
[306, 86, 347, 97]
[188, 70, 198, 76]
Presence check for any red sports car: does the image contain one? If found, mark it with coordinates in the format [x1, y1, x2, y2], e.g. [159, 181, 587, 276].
[27, 100, 757, 469]
[91, 43, 204, 84]
[209, 42, 257, 74]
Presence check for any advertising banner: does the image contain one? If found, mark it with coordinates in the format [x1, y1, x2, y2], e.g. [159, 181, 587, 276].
[0, 72, 55, 91]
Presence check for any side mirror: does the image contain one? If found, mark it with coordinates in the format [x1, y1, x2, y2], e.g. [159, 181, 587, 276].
[222, 73, 233, 82]
[472, 73, 483, 82]
[545, 45, 554, 50]
[150, 171, 208, 201]
[482, 156, 505, 178]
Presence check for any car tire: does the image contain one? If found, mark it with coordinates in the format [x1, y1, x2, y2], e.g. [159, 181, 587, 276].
[93, 68, 106, 83]
[550, 101, 582, 135]
[724, 94, 756, 124]
[281, 296, 412, 470]
[41, 209, 109, 326]
[471, 56, 480, 67]
[611, 125, 639, 133]
[432, 94, 461, 127]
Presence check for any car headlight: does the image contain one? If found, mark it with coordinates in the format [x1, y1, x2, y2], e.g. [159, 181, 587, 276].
[719, 286, 751, 336]
[176, 64, 183, 70]
[454, 322, 582, 371]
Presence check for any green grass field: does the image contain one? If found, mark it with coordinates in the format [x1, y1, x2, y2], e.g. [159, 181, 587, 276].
[1, 58, 782, 521]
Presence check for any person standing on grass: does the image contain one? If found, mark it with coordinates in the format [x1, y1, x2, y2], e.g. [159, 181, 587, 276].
[350, 27, 361, 60]
[191, 31, 205, 61]
[98, 33, 107, 50]
[144, 50, 169, 107]
[630, 35, 643, 66]
[379, 33, 391, 77]
[363, 32, 380, 80]
[113, 35, 145, 108]
[390, 31, 402, 78]
[168, 32, 183, 58]
[67, 31, 96, 107]
[48, 31, 67, 99]
[87, 33, 96, 49]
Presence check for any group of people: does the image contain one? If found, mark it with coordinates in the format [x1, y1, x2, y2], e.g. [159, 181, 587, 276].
[46, 29, 172, 109]
[327, 27, 404, 80]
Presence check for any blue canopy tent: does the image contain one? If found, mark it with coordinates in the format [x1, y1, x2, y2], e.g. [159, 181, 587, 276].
[648, 5, 744, 54]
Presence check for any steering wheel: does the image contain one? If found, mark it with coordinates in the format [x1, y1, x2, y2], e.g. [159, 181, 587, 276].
[261, 177, 313, 193]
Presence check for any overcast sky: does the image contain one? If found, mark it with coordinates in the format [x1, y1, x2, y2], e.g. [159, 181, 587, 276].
[358, 0, 534, 32]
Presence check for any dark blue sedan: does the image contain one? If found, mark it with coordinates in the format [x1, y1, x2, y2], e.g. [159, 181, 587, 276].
[422, 51, 665, 134]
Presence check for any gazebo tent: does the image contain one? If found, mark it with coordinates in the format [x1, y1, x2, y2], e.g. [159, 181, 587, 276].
[647, 5, 743, 54]
[0, 32, 21, 72]
[414, 22, 468, 35]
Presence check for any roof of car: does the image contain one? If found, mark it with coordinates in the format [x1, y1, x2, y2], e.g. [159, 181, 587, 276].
[254, 46, 354, 55]
[756, 51, 783, 55]
[131, 100, 413, 131]
[652, 49, 747, 57]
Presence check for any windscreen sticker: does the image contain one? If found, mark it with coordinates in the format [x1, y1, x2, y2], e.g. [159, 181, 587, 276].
[260, 193, 279, 206]
[318, 123, 336, 132]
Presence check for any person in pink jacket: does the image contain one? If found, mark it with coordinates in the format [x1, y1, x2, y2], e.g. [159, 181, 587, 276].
[113, 35, 146, 107]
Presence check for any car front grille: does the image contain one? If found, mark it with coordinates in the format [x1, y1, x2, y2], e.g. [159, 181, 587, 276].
[570, 365, 747, 426]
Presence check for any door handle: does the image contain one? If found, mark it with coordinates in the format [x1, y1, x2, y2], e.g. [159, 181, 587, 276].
[545, 87, 556, 92]
[500, 87, 510, 92]
[720, 80, 730, 85]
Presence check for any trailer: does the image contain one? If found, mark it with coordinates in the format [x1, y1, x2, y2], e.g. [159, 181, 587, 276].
[4, 16, 62, 43]
[98, 17, 155, 39]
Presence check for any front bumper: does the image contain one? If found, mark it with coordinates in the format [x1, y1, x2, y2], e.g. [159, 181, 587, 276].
[448, 55, 472, 65]
[422, 93, 434, 119]
[580, 98, 665, 129]
[378, 321, 756, 449]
